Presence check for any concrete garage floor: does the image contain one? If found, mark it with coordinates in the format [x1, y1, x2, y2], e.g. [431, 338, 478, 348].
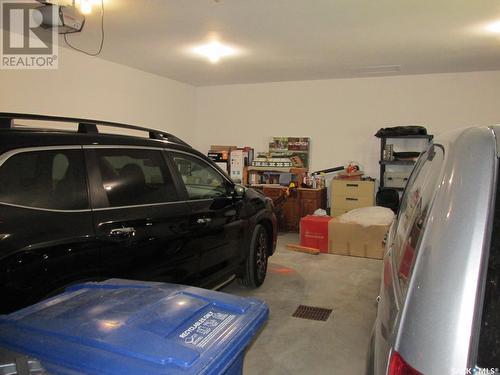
[222, 233, 383, 375]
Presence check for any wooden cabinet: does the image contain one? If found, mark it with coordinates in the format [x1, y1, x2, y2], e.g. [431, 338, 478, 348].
[330, 179, 375, 217]
[299, 188, 325, 218]
[261, 186, 326, 232]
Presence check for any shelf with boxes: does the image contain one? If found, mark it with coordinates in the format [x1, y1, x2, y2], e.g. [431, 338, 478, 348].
[377, 132, 433, 191]
[247, 166, 308, 186]
[208, 137, 325, 233]
[207, 145, 254, 185]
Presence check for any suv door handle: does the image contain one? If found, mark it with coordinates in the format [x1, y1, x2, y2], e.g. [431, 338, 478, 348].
[109, 227, 136, 239]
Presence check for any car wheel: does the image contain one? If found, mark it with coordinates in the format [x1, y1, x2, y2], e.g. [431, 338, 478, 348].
[240, 224, 269, 288]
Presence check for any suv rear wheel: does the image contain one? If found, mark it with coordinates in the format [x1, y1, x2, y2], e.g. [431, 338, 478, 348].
[240, 224, 269, 287]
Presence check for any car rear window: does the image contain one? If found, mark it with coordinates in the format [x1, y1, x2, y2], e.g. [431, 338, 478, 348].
[0, 149, 88, 210]
[477, 165, 500, 369]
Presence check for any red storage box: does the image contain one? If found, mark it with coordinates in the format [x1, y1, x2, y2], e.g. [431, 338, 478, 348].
[300, 215, 332, 253]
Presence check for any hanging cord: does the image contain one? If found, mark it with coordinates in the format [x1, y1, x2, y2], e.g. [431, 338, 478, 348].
[63, 0, 104, 56]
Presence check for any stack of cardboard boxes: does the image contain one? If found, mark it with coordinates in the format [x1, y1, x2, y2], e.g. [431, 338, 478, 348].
[300, 215, 389, 259]
[208, 145, 254, 184]
[327, 218, 390, 259]
[300, 215, 390, 259]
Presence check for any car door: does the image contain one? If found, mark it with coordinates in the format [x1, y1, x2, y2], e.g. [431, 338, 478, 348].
[85, 146, 197, 283]
[0, 146, 96, 312]
[374, 145, 444, 374]
[167, 151, 245, 282]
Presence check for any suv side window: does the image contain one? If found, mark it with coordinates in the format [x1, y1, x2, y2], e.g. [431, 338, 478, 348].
[94, 148, 177, 207]
[392, 145, 443, 295]
[170, 152, 229, 200]
[0, 149, 88, 210]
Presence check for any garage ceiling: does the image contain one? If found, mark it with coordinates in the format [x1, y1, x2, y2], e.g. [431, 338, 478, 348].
[67, 0, 500, 86]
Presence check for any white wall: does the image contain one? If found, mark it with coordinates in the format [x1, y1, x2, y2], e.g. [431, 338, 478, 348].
[194, 71, 500, 177]
[3, 48, 500, 180]
[0, 47, 196, 141]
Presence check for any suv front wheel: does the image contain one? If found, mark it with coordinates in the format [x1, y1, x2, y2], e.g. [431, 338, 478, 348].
[240, 224, 269, 287]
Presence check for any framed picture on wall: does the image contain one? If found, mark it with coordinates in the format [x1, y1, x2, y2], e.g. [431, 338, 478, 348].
[268, 137, 310, 168]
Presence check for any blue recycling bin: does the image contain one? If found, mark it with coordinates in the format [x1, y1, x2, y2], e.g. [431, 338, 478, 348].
[0, 279, 268, 375]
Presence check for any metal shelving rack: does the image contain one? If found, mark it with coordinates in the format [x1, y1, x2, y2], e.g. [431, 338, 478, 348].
[378, 134, 433, 191]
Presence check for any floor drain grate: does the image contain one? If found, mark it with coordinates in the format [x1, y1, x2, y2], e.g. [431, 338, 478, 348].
[292, 305, 332, 321]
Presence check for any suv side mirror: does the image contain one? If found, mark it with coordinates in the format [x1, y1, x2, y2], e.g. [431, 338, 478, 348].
[233, 185, 246, 200]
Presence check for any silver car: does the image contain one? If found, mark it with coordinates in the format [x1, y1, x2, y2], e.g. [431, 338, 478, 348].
[366, 126, 500, 375]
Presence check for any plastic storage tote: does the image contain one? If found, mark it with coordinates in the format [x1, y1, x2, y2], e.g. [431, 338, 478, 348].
[0, 279, 269, 375]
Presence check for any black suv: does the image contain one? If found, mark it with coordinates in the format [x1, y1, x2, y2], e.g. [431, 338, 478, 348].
[0, 113, 277, 313]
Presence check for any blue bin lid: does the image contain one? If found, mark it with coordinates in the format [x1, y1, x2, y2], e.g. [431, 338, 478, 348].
[0, 279, 268, 375]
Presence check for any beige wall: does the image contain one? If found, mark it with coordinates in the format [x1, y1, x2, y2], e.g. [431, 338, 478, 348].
[0, 46, 196, 141]
[194, 71, 500, 177]
[2, 48, 500, 180]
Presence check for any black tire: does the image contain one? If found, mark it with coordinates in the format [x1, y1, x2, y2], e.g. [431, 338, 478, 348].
[239, 224, 269, 288]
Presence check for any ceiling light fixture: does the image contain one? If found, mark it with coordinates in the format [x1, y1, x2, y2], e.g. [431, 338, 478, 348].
[74, 0, 102, 15]
[192, 41, 237, 63]
[486, 20, 500, 34]
[79, 0, 92, 14]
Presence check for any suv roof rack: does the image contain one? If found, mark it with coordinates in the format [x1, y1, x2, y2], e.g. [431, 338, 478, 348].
[0, 112, 190, 147]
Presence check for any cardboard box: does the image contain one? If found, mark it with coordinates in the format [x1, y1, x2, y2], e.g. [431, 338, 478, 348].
[330, 208, 348, 217]
[210, 145, 237, 152]
[230, 149, 245, 183]
[300, 215, 331, 253]
[328, 218, 389, 259]
[207, 151, 228, 162]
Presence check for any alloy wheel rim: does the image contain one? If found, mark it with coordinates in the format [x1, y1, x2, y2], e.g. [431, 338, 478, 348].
[255, 232, 267, 281]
